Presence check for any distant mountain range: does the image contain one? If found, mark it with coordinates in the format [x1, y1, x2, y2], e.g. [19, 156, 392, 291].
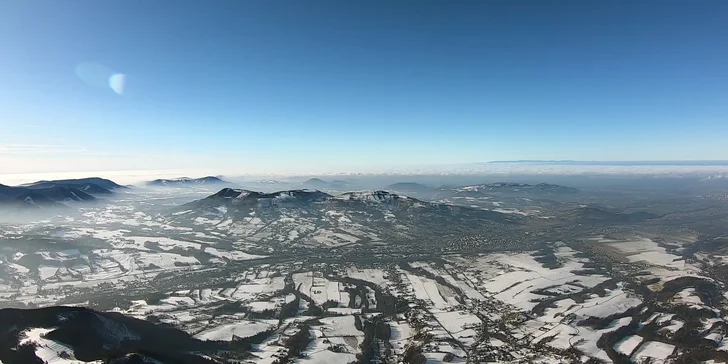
[300, 178, 328, 188]
[301, 178, 353, 190]
[488, 160, 728, 166]
[0, 178, 124, 208]
[569, 204, 661, 224]
[147, 176, 228, 186]
[250, 179, 286, 185]
[386, 182, 432, 193]
[296, 179, 580, 198]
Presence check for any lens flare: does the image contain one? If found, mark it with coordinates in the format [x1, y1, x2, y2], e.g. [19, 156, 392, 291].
[75, 62, 126, 95]
[75, 62, 113, 88]
[109, 74, 126, 95]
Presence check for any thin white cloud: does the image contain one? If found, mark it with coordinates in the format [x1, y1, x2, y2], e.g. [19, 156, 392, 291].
[11, 124, 44, 128]
[0, 144, 89, 155]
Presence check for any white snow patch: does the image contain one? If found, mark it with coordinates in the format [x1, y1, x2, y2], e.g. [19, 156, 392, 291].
[195, 321, 274, 341]
[614, 335, 643, 356]
[632, 341, 675, 362]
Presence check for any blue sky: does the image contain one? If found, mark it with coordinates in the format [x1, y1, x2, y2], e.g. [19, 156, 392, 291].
[1, 1, 727, 174]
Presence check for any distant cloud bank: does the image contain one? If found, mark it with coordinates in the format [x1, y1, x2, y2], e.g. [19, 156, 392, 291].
[4, 162, 728, 186]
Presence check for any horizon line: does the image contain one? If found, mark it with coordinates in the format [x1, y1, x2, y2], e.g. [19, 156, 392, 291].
[487, 160, 728, 166]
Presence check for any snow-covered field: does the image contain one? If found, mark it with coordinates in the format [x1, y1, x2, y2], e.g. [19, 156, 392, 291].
[1, 185, 726, 364]
[20, 327, 104, 364]
[293, 272, 344, 305]
[632, 341, 675, 362]
[195, 321, 275, 341]
[614, 335, 642, 356]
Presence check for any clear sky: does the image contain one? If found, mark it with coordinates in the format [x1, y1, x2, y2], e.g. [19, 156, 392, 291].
[1, 1, 727, 175]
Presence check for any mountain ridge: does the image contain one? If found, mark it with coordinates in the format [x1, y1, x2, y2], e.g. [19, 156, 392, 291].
[0, 306, 230, 363]
[1, 177, 123, 208]
[387, 182, 432, 193]
[22, 177, 125, 191]
[147, 176, 228, 186]
[170, 187, 522, 247]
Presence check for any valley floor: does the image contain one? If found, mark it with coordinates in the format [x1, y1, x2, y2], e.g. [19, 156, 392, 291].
[2, 188, 728, 363]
